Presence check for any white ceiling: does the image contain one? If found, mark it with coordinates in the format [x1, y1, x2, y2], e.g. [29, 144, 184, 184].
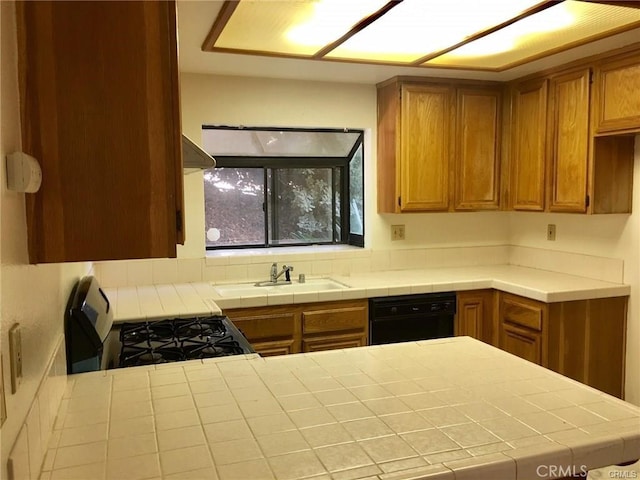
[177, 0, 640, 84]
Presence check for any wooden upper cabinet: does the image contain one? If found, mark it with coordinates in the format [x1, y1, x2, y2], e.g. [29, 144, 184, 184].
[377, 80, 453, 213]
[377, 80, 401, 214]
[377, 79, 501, 213]
[454, 88, 501, 210]
[17, 1, 184, 263]
[400, 84, 453, 212]
[594, 52, 640, 134]
[510, 79, 548, 211]
[548, 69, 591, 213]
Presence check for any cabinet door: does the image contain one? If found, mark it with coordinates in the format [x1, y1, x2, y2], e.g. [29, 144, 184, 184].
[499, 323, 543, 365]
[400, 84, 453, 211]
[454, 89, 501, 210]
[510, 79, 548, 211]
[301, 300, 368, 352]
[548, 69, 590, 212]
[456, 290, 496, 345]
[17, 1, 184, 263]
[595, 53, 640, 133]
[302, 305, 368, 335]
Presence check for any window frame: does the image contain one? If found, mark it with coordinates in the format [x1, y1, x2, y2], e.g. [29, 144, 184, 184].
[203, 126, 364, 251]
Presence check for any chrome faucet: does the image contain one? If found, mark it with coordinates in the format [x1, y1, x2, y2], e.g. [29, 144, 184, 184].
[275, 264, 294, 283]
[269, 263, 294, 283]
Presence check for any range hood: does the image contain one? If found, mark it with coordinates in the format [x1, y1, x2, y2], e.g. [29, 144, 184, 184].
[182, 134, 216, 170]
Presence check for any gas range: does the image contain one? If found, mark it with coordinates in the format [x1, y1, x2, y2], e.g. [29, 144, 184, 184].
[117, 316, 254, 368]
[65, 276, 254, 374]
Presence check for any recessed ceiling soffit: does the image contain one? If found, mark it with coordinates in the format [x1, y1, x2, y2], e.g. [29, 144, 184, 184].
[201, 0, 640, 72]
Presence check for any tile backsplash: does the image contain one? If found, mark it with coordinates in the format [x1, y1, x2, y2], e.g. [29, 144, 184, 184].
[91, 244, 625, 288]
[508, 245, 625, 284]
[93, 246, 510, 288]
[7, 336, 67, 480]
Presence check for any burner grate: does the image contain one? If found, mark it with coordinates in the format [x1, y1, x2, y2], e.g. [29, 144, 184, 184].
[117, 316, 252, 368]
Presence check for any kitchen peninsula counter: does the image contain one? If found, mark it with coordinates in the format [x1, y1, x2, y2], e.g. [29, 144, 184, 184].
[47, 337, 640, 480]
[104, 265, 630, 323]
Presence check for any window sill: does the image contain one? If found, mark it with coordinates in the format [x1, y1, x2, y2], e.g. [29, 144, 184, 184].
[205, 245, 368, 265]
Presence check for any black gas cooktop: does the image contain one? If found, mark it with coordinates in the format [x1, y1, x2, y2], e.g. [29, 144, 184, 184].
[118, 315, 254, 368]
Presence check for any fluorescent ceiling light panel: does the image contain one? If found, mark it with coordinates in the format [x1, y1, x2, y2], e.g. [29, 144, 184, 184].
[325, 0, 546, 63]
[424, 1, 640, 69]
[214, 0, 389, 56]
[207, 0, 640, 71]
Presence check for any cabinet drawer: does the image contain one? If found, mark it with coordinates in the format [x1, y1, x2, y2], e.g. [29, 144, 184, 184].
[303, 333, 367, 352]
[501, 295, 544, 331]
[229, 313, 296, 340]
[252, 339, 297, 357]
[302, 307, 367, 334]
[499, 322, 542, 365]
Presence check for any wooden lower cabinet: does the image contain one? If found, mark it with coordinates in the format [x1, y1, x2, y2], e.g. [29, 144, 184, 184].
[547, 297, 628, 399]
[498, 292, 548, 367]
[500, 322, 543, 365]
[225, 300, 368, 357]
[496, 292, 627, 398]
[225, 310, 300, 357]
[303, 333, 368, 352]
[229, 292, 627, 398]
[302, 302, 368, 352]
[456, 290, 496, 344]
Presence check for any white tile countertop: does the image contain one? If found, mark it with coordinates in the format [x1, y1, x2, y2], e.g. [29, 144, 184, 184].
[105, 265, 630, 322]
[104, 282, 223, 323]
[44, 337, 640, 480]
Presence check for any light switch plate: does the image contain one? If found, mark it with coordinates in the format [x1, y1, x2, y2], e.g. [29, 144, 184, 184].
[9, 324, 22, 394]
[547, 224, 557, 241]
[0, 356, 7, 426]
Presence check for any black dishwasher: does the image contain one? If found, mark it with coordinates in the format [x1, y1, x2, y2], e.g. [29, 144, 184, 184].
[369, 292, 456, 345]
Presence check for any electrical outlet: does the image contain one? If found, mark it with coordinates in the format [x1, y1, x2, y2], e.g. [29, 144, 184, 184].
[9, 324, 22, 394]
[547, 224, 557, 241]
[391, 224, 405, 241]
[0, 356, 7, 426]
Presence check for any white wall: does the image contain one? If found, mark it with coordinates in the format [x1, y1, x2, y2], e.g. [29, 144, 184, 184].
[1, 3, 91, 477]
[508, 136, 640, 405]
[179, 73, 510, 258]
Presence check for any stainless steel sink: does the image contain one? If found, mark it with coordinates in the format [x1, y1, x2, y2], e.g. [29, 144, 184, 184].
[213, 278, 350, 297]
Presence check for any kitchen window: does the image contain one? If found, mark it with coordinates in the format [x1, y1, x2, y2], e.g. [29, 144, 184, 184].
[203, 126, 364, 250]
